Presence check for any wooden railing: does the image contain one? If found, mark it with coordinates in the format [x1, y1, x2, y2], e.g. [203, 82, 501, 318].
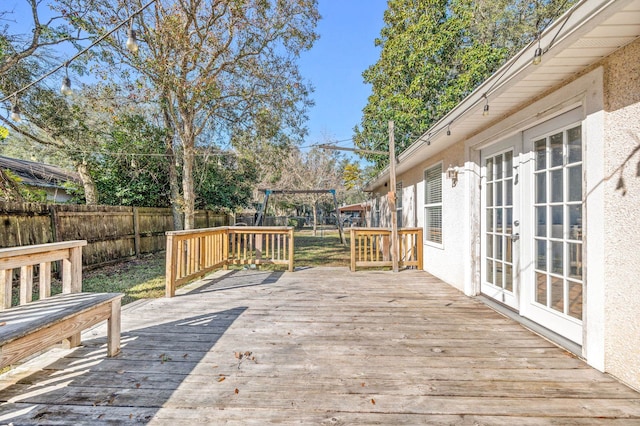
[0, 240, 87, 307]
[165, 226, 294, 297]
[349, 227, 423, 272]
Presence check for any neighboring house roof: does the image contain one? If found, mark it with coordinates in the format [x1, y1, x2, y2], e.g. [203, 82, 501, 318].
[338, 203, 370, 213]
[368, 0, 640, 189]
[0, 155, 81, 189]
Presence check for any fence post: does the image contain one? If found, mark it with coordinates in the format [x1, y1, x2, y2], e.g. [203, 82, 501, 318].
[49, 204, 59, 243]
[133, 207, 141, 257]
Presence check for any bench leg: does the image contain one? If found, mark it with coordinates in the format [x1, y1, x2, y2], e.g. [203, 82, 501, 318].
[63, 332, 81, 349]
[107, 298, 121, 357]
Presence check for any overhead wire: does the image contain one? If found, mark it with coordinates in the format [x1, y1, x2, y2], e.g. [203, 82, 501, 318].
[0, 0, 158, 104]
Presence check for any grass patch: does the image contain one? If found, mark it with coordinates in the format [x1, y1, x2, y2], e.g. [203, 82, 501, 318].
[293, 227, 350, 267]
[82, 253, 166, 305]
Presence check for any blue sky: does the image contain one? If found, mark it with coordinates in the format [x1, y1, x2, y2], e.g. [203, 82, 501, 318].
[298, 1, 388, 149]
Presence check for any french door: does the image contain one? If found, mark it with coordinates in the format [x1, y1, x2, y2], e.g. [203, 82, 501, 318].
[481, 109, 584, 345]
[481, 136, 521, 310]
[521, 112, 584, 345]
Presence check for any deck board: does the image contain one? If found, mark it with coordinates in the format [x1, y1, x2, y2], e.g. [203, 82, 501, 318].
[0, 267, 638, 424]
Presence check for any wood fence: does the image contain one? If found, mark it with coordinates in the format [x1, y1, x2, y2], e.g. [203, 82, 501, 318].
[0, 202, 231, 267]
[349, 227, 423, 271]
[165, 226, 294, 297]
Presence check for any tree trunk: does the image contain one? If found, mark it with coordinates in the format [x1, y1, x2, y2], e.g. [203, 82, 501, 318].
[312, 201, 318, 236]
[182, 144, 195, 230]
[167, 145, 183, 231]
[161, 104, 183, 231]
[76, 161, 98, 205]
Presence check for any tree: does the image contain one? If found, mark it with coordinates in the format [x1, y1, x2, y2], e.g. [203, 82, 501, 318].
[0, 1, 102, 202]
[0, 0, 88, 76]
[355, 0, 577, 168]
[0, 61, 104, 203]
[63, 0, 319, 229]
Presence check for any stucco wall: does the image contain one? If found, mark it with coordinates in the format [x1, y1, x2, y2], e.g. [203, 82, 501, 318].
[602, 38, 640, 391]
[369, 141, 467, 291]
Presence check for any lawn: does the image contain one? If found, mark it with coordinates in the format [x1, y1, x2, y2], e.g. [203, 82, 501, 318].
[82, 253, 166, 305]
[293, 227, 350, 267]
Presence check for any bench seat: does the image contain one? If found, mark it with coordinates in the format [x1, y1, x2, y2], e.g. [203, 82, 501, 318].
[0, 292, 123, 368]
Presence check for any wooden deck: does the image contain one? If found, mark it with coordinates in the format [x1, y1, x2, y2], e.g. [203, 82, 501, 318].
[0, 267, 638, 424]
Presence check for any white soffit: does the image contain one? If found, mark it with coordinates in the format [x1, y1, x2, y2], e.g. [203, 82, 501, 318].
[368, 0, 640, 189]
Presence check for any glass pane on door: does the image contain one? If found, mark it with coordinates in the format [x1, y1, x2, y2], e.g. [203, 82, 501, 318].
[484, 149, 515, 299]
[532, 125, 583, 322]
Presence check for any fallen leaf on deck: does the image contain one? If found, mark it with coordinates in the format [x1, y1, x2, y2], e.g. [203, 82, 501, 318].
[371, 399, 376, 405]
[0, 322, 6, 326]
[234, 388, 239, 394]
[183, 354, 189, 359]
[135, 383, 141, 389]
[117, 370, 124, 374]
[217, 377, 226, 382]
[361, 383, 365, 387]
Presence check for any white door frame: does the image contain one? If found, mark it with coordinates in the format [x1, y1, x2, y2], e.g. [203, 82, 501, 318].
[519, 108, 584, 345]
[480, 135, 521, 310]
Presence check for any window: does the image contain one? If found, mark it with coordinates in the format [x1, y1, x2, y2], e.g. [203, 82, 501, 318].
[396, 181, 403, 229]
[424, 164, 442, 244]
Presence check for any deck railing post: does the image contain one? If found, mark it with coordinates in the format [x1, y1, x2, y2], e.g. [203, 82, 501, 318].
[350, 229, 356, 272]
[288, 228, 294, 272]
[165, 234, 177, 298]
[256, 233, 263, 263]
[223, 228, 229, 269]
[417, 228, 424, 270]
[62, 245, 83, 294]
[20, 265, 33, 305]
[0, 270, 11, 309]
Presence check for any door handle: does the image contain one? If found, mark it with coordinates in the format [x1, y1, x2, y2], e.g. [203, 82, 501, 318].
[511, 233, 520, 242]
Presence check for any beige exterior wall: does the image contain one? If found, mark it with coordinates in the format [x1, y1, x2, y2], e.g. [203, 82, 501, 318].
[602, 38, 640, 391]
[369, 141, 467, 290]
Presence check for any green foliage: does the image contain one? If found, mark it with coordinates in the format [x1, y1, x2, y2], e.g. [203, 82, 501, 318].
[343, 162, 363, 192]
[0, 169, 47, 202]
[194, 154, 259, 212]
[92, 115, 170, 207]
[355, 0, 577, 168]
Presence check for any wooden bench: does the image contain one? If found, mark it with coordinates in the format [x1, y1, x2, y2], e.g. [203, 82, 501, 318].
[0, 241, 123, 369]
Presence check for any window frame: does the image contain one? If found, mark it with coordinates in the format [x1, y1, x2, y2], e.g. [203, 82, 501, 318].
[423, 162, 443, 247]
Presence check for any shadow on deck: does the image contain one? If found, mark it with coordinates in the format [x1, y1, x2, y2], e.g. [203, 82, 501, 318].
[0, 268, 638, 424]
